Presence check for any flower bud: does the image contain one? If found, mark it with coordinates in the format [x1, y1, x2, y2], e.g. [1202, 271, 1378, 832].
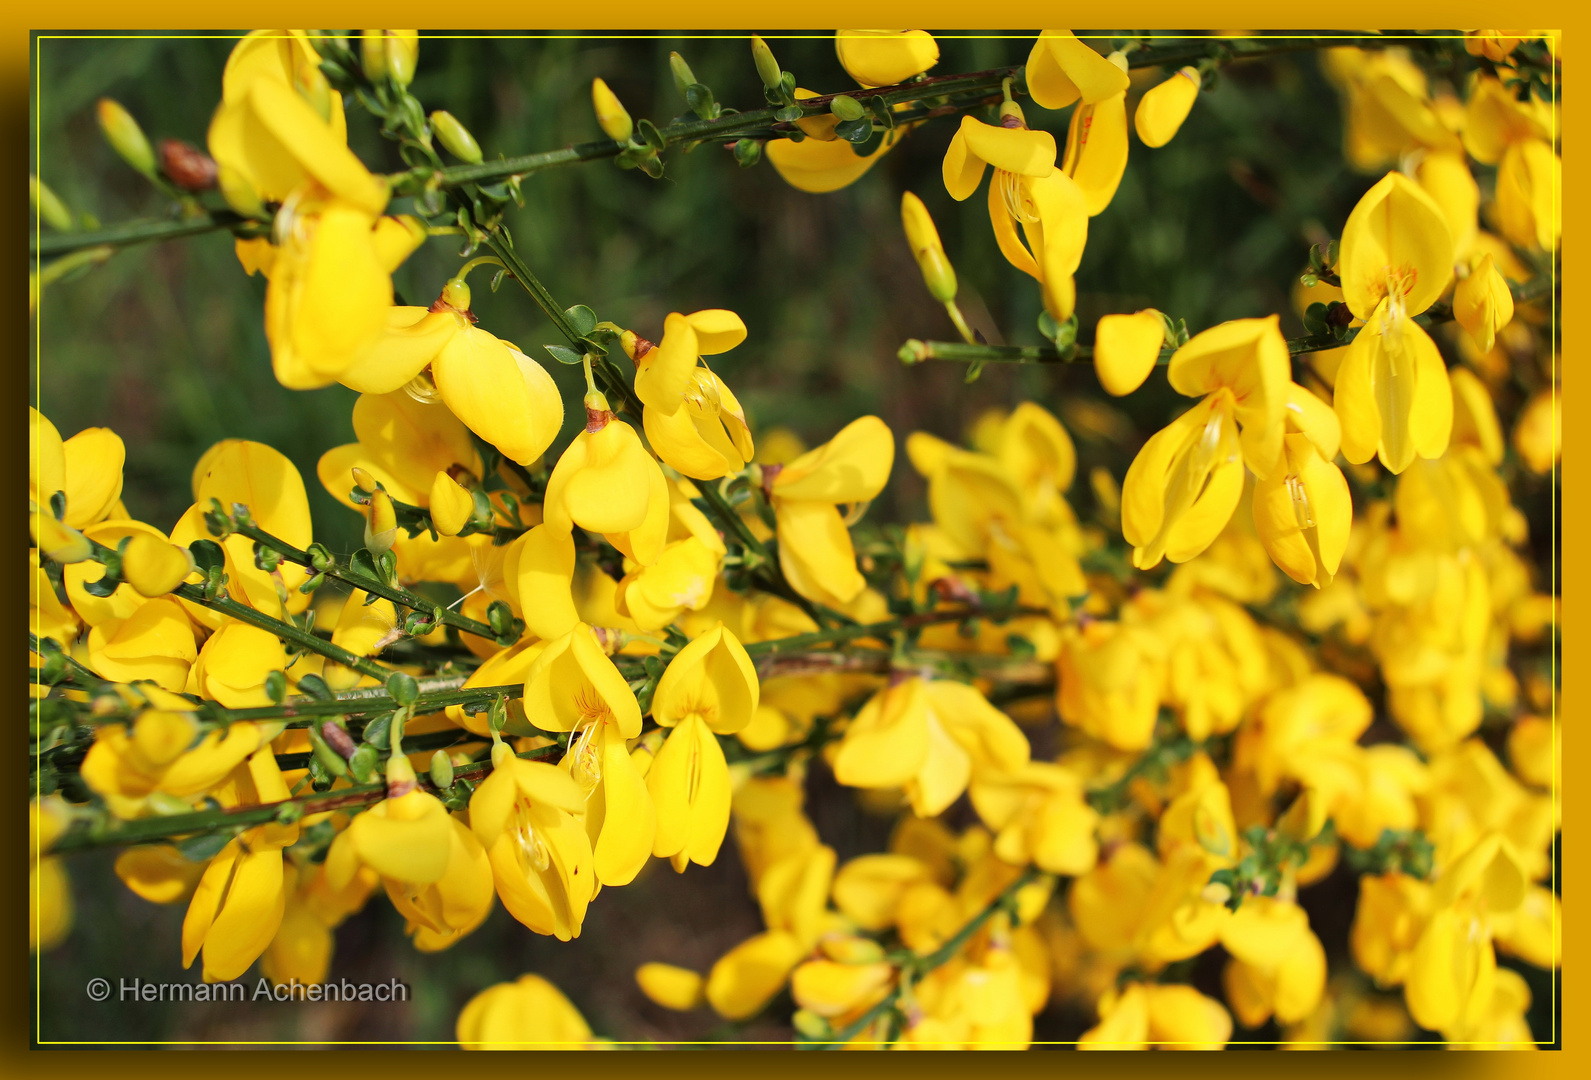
[1134, 67, 1201, 148]
[30, 512, 92, 564]
[829, 94, 866, 122]
[430, 110, 483, 164]
[900, 192, 957, 303]
[362, 30, 418, 86]
[158, 139, 218, 192]
[96, 98, 156, 179]
[591, 78, 633, 142]
[386, 747, 418, 796]
[751, 35, 782, 90]
[429, 470, 474, 536]
[364, 489, 398, 555]
[1453, 253, 1515, 355]
[122, 533, 195, 597]
[669, 52, 698, 97]
[351, 466, 379, 494]
[30, 176, 74, 232]
[428, 749, 455, 790]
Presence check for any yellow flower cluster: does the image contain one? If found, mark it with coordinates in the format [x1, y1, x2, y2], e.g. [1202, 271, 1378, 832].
[29, 27, 1556, 1052]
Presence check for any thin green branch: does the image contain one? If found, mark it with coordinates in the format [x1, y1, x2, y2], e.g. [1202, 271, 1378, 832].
[227, 519, 498, 642]
[901, 274, 1557, 368]
[170, 582, 396, 684]
[30, 36, 1426, 262]
[47, 742, 562, 856]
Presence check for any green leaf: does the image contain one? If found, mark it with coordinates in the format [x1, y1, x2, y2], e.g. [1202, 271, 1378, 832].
[867, 95, 893, 129]
[386, 671, 420, 707]
[684, 82, 716, 118]
[636, 118, 667, 152]
[564, 305, 598, 338]
[834, 117, 873, 143]
[296, 673, 332, 700]
[189, 538, 225, 575]
[545, 344, 584, 366]
[774, 104, 804, 123]
[176, 829, 237, 862]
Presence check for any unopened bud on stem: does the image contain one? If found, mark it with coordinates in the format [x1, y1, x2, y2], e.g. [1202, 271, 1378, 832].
[751, 35, 782, 90]
[430, 110, 483, 164]
[900, 192, 958, 303]
[669, 52, 698, 97]
[591, 78, 633, 142]
[96, 98, 156, 179]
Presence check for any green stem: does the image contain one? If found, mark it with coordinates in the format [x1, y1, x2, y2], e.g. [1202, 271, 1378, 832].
[46, 743, 561, 856]
[228, 520, 497, 642]
[742, 605, 1049, 661]
[31, 37, 1427, 262]
[902, 275, 1556, 368]
[172, 582, 395, 683]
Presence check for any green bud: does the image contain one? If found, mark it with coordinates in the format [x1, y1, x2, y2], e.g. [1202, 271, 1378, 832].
[792, 1009, 831, 1040]
[430, 110, 483, 164]
[669, 52, 698, 97]
[829, 95, 865, 122]
[361, 30, 418, 86]
[347, 744, 378, 783]
[30, 176, 74, 232]
[145, 792, 196, 816]
[751, 35, 782, 91]
[429, 750, 455, 790]
[307, 727, 349, 778]
[96, 98, 156, 179]
[386, 671, 420, 707]
[264, 670, 287, 704]
[733, 138, 762, 169]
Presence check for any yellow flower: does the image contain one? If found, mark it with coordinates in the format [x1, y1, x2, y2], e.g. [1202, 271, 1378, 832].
[1512, 388, 1559, 475]
[80, 708, 265, 818]
[262, 199, 426, 391]
[190, 622, 287, 707]
[1222, 903, 1328, 1028]
[29, 409, 125, 527]
[1252, 433, 1353, 588]
[968, 761, 1100, 875]
[942, 109, 1087, 318]
[1121, 316, 1290, 569]
[386, 813, 496, 952]
[835, 678, 1030, 817]
[649, 623, 758, 868]
[457, 972, 597, 1049]
[1079, 982, 1234, 1049]
[1333, 171, 1456, 473]
[705, 929, 806, 1020]
[31, 799, 72, 952]
[181, 748, 298, 981]
[207, 30, 387, 215]
[835, 30, 938, 86]
[901, 190, 958, 303]
[768, 415, 894, 607]
[1134, 68, 1202, 148]
[1415, 149, 1479, 257]
[1025, 30, 1130, 111]
[524, 623, 643, 738]
[83, 597, 198, 692]
[1056, 620, 1165, 750]
[615, 482, 727, 631]
[172, 440, 314, 624]
[318, 390, 483, 512]
[561, 706, 656, 888]
[543, 408, 668, 566]
[792, 956, 895, 1018]
[628, 310, 755, 481]
[1093, 309, 1165, 396]
[1351, 871, 1431, 989]
[469, 749, 595, 940]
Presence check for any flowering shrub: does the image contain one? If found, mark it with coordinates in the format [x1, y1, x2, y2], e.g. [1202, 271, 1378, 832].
[30, 28, 1558, 1049]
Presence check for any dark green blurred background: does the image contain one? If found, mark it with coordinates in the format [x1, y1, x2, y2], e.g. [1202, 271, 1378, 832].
[34, 32, 1512, 1047]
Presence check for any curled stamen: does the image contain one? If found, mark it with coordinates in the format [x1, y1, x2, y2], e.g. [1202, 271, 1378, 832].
[1285, 474, 1316, 530]
[995, 170, 1039, 225]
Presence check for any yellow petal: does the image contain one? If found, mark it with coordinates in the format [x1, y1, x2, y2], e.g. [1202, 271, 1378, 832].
[1093, 310, 1164, 396]
[652, 622, 759, 734]
[1134, 68, 1201, 148]
[835, 29, 939, 86]
[772, 414, 895, 503]
[1063, 90, 1128, 217]
[774, 499, 865, 607]
[523, 625, 643, 738]
[960, 117, 1057, 178]
[1339, 171, 1455, 320]
[705, 929, 805, 1020]
[61, 427, 125, 528]
[432, 328, 563, 466]
[1026, 30, 1130, 110]
[636, 962, 705, 1011]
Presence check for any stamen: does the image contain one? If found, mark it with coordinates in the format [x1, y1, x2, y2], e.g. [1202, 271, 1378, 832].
[1286, 474, 1316, 531]
[995, 170, 1039, 225]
